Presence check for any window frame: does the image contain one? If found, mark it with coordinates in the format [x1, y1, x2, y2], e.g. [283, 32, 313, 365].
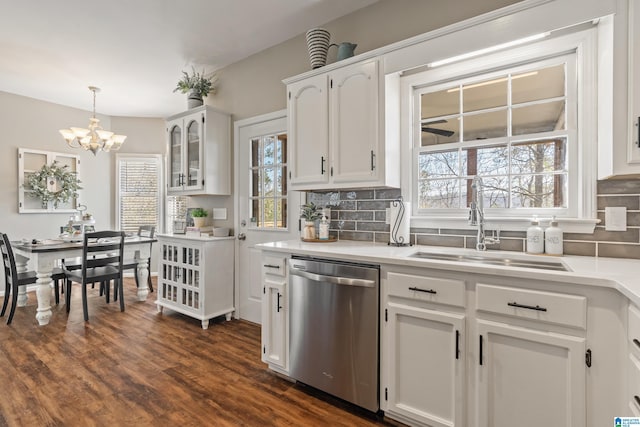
[412, 55, 577, 217]
[115, 154, 164, 233]
[399, 26, 599, 232]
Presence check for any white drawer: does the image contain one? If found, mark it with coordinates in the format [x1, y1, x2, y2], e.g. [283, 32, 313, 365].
[629, 304, 640, 356]
[628, 354, 640, 415]
[262, 254, 287, 277]
[476, 283, 587, 329]
[387, 272, 465, 308]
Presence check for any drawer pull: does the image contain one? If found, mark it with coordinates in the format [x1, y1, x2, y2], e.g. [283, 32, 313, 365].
[635, 395, 640, 407]
[409, 286, 437, 294]
[507, 301, 547, 312]
[634, 338, 640, 349]
[263, 264, 281, 269]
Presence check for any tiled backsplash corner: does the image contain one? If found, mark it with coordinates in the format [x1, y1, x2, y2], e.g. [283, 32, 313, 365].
[306, 178, 640, 259]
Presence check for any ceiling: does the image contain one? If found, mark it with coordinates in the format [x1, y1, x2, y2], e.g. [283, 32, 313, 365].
[0, 0, 378, 118]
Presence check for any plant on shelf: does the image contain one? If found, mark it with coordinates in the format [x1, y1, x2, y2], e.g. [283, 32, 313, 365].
[300, 202, 322, 240]
[174, 66, 217, 108]
[300, 202, 322, 221]
[190, 207, 208, 228]
[191, 207, 208, 218]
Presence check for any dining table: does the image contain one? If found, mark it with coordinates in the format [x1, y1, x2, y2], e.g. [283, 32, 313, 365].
[12, 236, 156, 326]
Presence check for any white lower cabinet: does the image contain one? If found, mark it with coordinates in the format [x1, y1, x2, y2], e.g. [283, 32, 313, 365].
[385, 304, 466, 427]
[382, 270, 466, 427]
[628, 304, 640, 416]
[156, 235, 234, 329]
[261, 252, 289, 375]
[475, 320, 586, 427]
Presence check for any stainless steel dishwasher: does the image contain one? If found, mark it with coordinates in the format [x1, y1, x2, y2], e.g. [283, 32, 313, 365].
[288, 256, 380, 412]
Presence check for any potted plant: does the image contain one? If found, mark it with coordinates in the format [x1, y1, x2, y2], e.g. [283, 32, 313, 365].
[300, 202, 322, 240]
[174, 66, 217, 109]
[190, 207, 208, 228]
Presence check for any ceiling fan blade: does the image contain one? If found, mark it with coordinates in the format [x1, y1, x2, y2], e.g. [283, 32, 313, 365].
[422, 119, 447, 125]
[421, 127, 455, 137]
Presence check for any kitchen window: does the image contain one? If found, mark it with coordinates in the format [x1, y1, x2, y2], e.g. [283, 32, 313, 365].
[250, 133, 288, 229]
[116, 154, 162, 234]
[401, 27, 598, 230]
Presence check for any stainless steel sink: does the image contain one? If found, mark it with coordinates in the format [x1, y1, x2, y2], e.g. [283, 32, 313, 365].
[409, 251, 569, 271]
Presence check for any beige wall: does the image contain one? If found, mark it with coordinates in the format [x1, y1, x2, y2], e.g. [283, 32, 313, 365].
[208, 0, 519, 120]
[0, 0, 518, 243]
[0, 91, 168, 238]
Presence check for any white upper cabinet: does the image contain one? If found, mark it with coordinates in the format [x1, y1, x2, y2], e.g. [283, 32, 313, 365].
[287, 74, 329, 187]
[166, 106, 230, 196]
[286, 58, 399, 190]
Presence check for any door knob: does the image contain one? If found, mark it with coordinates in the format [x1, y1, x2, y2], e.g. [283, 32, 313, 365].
[238, 233, 246, 241]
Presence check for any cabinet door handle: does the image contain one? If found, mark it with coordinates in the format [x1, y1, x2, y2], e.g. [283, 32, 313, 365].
[479, 335, 484, 366]
[321, 156, 326, 175]
[263, 264, 280, 269]
[455, 330, 460, 360]
[507, 301, 547, 312]
[633, 338, 640, 349]
[409, 286, 437, 294]
[276, 292, 282, 313]
[370, 150, 375, 171]
[634, 395, 640, 407]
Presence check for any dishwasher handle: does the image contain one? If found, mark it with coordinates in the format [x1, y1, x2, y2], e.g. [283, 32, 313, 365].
[289, 267, 376, 288]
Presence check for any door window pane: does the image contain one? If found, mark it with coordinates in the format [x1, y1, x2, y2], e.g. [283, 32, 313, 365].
[250, 132, 288, 229]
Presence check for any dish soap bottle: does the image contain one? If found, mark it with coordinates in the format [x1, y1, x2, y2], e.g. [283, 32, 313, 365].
[545, 216, 563, 255]
[526, 216, 544, 254]
[319, 215, 329, 240]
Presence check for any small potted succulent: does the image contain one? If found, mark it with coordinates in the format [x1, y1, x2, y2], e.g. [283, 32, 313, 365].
[300, 202, 322, 240]
[174, 66, 217, 109]
[190, 207, 208, 228]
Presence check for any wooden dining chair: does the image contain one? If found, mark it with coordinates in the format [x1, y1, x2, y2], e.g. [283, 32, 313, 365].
[121, 225, 155, 293]
[63, 231, 125, 321]
[1, 233, 66, 325]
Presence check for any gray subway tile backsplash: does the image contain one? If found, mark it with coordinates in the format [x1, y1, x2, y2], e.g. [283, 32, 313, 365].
[306, 179, 640, 259]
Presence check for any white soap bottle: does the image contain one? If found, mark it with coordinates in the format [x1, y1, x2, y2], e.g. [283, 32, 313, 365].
[545, 216, 563, 255]
[526, 217, 544, 254]
[319, 215, 329, 240]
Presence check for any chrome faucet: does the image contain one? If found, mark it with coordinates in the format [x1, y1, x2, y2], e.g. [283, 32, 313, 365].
[469, 176, 500, 251]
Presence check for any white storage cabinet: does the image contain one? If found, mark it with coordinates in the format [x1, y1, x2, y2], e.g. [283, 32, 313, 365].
[261, 251, 289, 375]
[156, 235, 234, 329]
[166, 106, 230, 196]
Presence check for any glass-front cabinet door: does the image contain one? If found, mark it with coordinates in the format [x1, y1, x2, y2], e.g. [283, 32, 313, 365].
[168, 122, 183, 191]
[185, 115, 202, 190]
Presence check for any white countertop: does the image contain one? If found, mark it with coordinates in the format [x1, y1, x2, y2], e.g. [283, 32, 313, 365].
[257, 239, 640, 307]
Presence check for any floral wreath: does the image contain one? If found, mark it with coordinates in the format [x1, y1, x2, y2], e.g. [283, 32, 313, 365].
[26, 161, 82, 208]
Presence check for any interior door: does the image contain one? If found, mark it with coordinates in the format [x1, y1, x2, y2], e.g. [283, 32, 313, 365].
[234, 110, 301, 323]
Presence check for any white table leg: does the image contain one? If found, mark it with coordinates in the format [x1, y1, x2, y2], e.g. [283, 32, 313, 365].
[15, 255, 29, 307]
[35, 260, 54, 326]
[135, 258, 150, 302]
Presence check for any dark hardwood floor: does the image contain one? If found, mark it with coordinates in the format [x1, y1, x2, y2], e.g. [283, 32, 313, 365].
[0, 279, 400, 426]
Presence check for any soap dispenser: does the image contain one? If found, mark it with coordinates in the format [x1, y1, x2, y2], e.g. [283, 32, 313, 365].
[526, 216, 544, 254]
[319, 215, 329, 240]
[545, 216, 563, 255]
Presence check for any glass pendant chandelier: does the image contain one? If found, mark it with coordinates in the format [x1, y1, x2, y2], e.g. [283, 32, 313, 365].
[59, 86, 127, 155]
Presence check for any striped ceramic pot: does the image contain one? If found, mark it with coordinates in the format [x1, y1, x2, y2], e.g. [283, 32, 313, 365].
[305, 28, 331, 69]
